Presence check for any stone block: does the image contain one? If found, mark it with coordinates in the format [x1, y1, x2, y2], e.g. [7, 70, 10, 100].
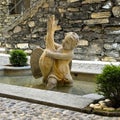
[115, 35, 120, 43]
[89, 43, 102, 54]
[116, 0, 120, 5]
[58, 8, 66, 13]
[104, 26, 120, 34]
[74, 47, 88, 54]
[29, 44, 40, 49]
[69, 20, 82, 24]
[110, 18, 120, 25]
[105, 50, 119, 58]
[78, 40, 89, 46]
[49, 0, 55, 7]
[6, 44, 12, 48]
[83, 26, 102, 33]
[102, 1, 112, 9]
[67, 0, 79, 3]
[84, 18, 109, 25]
[82, 0, 105, 4]
[25, 49, 32, 54]
[112, 6, 120, 17]
[91, 12, 111, 19]
[1, 1, 6, 5]
[32, 34, 39, 38]
[28, 21, 35, 28]
[17, 43, 29, 49]
[104, 44, 112, 50]
[42, 3, 49, 8]
[13, 26, 22, 33]
[103, 107, 115, 111]
[66, 12, 89, 20]
[67, 8, 79, 12]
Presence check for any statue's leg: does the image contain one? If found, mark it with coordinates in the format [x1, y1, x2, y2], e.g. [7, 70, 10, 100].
[64, 73, 73, 86]
[46, 77, 57, 89]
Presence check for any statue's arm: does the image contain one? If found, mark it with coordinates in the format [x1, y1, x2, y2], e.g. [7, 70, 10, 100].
[46, 15, 61, 50]
[46, 50, 73, 60]
[54, 42, 61, 49]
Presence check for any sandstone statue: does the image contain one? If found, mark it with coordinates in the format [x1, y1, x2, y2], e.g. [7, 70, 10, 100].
[30, 15, 79, 89]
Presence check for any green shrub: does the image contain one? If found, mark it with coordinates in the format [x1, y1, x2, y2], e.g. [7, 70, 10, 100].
[96, 64, 120, 108]
[9, 49, 28, 66]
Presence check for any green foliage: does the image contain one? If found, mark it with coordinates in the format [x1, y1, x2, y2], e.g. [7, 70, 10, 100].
[9, 49, 28, 66]
[96, 64, 120, 108]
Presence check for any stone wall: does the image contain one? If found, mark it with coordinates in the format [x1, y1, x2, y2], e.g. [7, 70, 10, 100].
[2, 0, 120, 61]
[0, 0, 8, 38]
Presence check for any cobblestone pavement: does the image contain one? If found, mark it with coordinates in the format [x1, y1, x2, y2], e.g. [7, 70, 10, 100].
[0, 97, 120, 120]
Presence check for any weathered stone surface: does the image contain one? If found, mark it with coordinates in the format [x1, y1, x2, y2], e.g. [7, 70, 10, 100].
[91, 12, 111, 18]
[49, 0, 55, 7]
[74, 47, 88, 54]
[103, 107, 115, 111]
[6, 44, 12, 48]
[29, 44, 40, 49]
[17, 43, 29, 49]
[67, 0, 79, 3]
[112, 43, 117, 49]
[105, 50, 119, 58]
[112, 6, 120, 17]
[13, 26, 22, 33]
[82, 26, 102, 33]
[102, 1, 112, 9]
[104, 27, 120, 34]
[58, 8, 66, 13]
[28, 21, 35, 28]
[42, 3, 49, 8]
[0, 0, 120, 61]
[116, 0, 120, 5]
[84, 18, 109, 25]
[110, 18, 120, 25]
[82, 0, 105, 4]
[25, 49, 32, 54]
[69, 20, 82, 24]
[88, 43, 102, 54]
[1, 1, 6, 5]
[102, 56, 117, 62]
[31, 34, 39, 38]
[67, 8, 79, 12]
[0, 83, 94, 110]
[104, 35, 119, 43]
[78, 40, 88, 46]
[66, 12, 89, 20]
[104, 44, 112, 50]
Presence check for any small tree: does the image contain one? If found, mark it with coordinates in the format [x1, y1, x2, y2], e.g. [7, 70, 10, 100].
[9, 49, 28, 66]
[96, 64, 120, 108]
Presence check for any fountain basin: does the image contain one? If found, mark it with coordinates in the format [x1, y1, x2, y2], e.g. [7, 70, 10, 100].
[0, 60, 119, 95]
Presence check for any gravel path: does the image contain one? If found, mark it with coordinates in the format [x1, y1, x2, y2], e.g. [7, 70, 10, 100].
[0, 97, 119, 120]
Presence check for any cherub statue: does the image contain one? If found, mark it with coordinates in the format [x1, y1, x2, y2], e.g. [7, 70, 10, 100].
[30, 15, 79, 89]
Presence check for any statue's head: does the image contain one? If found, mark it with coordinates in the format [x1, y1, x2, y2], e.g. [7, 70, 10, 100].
[62, 32, 79, 50]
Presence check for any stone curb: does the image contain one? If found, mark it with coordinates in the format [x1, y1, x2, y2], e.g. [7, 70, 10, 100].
[71, 60, 120, 74]
[0, 54, 120, 75]
[0, 83, 96, 112]
[0, 83, 120, 117]
[0, 65, 32, 76]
